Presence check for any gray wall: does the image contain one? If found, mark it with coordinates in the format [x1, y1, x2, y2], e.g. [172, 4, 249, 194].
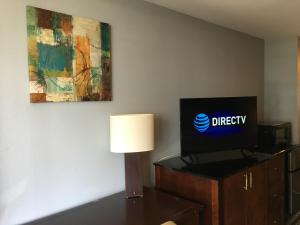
[264, 38, 299, 143]
[0, 0, 264, 224]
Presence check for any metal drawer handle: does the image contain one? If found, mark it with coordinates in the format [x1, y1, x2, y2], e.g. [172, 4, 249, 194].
[249, 172, 253, 189]
[243, 174, 248, 190]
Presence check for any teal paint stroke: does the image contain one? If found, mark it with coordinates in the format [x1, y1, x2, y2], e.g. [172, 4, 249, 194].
[37, 43, 72, 71]
[101, 23, 111, 58]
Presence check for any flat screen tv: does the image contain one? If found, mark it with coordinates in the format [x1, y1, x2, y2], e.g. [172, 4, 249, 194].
[180, 96, 257, 156]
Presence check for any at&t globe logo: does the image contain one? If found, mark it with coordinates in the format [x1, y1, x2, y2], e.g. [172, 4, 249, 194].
[194, 113, 210, 133]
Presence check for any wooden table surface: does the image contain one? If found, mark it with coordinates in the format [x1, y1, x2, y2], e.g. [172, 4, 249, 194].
[24, 187, 204, 225]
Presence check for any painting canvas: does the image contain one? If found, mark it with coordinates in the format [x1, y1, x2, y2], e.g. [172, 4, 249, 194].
[26, 6, 112, 103]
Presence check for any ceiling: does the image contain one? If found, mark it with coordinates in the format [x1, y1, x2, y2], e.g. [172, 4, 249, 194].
[145, 0, 300, 39]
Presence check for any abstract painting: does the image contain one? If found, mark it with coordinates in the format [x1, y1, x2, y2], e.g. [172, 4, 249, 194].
[26, 6, 112, 103]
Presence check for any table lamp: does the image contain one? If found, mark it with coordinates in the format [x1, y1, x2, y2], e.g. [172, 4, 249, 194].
[110, 114, 154, 198]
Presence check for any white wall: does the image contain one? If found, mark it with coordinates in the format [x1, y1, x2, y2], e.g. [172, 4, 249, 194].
[0, 0, 264, 224]
[264, 38, 299, 143]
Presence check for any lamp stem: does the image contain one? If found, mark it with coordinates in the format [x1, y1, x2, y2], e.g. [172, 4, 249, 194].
[125, 152, 143, 198]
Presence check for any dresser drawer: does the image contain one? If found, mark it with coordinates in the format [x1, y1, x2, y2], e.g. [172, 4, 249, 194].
[268, 198, 284, 225]
[172, 208, 200, 225]
[268, 155, 284, 186]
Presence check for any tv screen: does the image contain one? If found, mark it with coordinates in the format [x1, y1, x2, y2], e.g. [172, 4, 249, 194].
[180, 96, 257, 156]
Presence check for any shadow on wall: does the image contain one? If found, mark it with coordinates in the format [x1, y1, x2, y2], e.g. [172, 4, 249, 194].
[148, 115, 181, 185]
[0, 176, 29, 224]
[0, 135, 33, 224]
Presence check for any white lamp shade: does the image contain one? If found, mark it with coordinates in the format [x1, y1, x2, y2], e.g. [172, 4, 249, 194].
[110, 114, 154, 153]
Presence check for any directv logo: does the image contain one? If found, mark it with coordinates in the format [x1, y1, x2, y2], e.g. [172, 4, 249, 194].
[194, 113, 247, 133]
[194, 113, 210, 132]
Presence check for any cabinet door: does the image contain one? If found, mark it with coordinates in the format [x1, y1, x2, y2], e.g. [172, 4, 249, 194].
[223, 170, 248, 225]
[268, 154, 285, 225]
[246, 162, 268, 225]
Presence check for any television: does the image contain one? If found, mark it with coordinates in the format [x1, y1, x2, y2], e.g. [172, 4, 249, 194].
[180, 96, 258, 156]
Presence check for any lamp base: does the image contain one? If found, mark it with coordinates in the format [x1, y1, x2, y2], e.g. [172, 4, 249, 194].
[125, 152, 143, 198]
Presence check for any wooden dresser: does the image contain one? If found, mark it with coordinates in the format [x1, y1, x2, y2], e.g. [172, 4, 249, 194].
[155, 151, 285, 225]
